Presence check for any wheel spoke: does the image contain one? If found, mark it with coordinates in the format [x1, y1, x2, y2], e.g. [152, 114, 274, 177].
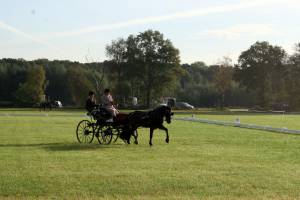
[79, 122, 86, 130]
[76, 120, 94, 143]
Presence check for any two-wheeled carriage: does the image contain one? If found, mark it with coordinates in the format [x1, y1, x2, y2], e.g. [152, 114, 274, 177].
[76, 107, 138, 145]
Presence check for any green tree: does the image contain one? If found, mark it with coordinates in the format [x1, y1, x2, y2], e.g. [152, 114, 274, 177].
[0, 59, 29, 103]
[128, 30, 182, 107]
[286, 43, 300, 110]
[66, 66, 95, 106]
[178, 62, 217, 107]
[106, 30, 182, 107]
[214, 57, 234, 109]
[214, 66, 233, 109]
[105, 38, 127, 99]
[15, 65, 46, 106]
[235, 41, 287, 108]
[44, 62, 69, 103]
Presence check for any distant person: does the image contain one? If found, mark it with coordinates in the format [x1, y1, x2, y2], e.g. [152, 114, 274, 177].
[101, 89, 119, 117]
[85, 91, 97, 113]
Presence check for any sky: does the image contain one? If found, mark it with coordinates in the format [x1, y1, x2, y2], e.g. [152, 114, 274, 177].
[0, 0, 300, 65]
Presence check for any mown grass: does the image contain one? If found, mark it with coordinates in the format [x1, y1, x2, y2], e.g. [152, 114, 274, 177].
[0, 110, 300, 199]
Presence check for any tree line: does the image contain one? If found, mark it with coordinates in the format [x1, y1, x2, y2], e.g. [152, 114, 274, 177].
[0, 30, 299, 110]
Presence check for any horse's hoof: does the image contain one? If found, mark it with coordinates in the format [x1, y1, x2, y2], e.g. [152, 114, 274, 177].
[134, 140, 138, 145]
[166, 138, 169, 143]
[149, 143, 152, 146]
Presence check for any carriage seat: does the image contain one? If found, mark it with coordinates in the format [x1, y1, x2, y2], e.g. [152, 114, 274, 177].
[89, 107, 112, 121]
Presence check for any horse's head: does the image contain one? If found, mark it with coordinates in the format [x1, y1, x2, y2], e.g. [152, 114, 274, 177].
[157, 105, 174, 124]
[166, 108, 174, 124]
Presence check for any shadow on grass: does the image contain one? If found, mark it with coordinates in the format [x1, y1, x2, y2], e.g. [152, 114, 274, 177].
[0, 142, 61, 148]
[0, 142, 125, 151]
[44, 143, 120, 151]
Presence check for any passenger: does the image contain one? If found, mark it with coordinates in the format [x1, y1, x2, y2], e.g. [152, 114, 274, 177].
[101, 89, 119, 117]
[85, 91, 97, 113]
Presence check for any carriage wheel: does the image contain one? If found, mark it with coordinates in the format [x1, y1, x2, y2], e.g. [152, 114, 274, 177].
[76, 120, 94, 144]
[112, 127, 121, 143]
[94, 126, 102, 144]
[96, 125, 113, 145]
[112, 134, 119, 143]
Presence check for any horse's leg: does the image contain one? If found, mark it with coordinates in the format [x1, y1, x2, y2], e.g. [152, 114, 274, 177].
[149, 128, 154, 146]
[127, 133, 131, 144]
[127, 128, 133, 144]
[134, 129, 138, 145]
[158, 125, 169, 143]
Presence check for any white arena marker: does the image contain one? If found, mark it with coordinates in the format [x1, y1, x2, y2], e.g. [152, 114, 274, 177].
[174, 117, 300, 136]
[235, 117, 240, 126]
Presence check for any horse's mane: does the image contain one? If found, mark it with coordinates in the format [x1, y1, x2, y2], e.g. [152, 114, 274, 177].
[127, 105, 170, 128]
[149, 105, 170, 115]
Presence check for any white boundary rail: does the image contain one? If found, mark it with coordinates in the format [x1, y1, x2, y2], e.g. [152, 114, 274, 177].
[174, 117, 300, 135]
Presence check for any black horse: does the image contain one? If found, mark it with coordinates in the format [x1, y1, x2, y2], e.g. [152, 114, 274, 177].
[124, 105, 174, 146]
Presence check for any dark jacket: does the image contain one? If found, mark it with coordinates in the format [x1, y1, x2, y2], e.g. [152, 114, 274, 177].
[85, 98, 96, 113]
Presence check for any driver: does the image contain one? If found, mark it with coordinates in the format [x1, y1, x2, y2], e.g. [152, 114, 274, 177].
[101, 88, 119, 117]
[85, 91, 97, 113]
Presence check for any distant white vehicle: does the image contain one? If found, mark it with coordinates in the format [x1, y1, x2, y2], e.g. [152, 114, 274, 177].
[175, 102, 194, 109]
[132, 97, 138, 106]
[159, 103, 168, 106]
[54, 100, 63, 108]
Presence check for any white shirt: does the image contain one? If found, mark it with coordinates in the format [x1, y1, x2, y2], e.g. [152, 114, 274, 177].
[102, 94, 113, 107]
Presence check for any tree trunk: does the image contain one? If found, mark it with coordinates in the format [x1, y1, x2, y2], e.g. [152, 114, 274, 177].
[116, 64, 122, 102]
[146, 88, 151, 108]
[145, 63, 152, 108]
[221, 93, 225, 110]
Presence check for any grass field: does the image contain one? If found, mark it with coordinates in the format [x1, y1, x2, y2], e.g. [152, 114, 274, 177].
[0, 109, 300, 199]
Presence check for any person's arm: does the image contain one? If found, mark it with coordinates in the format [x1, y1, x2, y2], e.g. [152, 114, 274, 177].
[108, 95, 114, 105]
[92, 100, 98, 109]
